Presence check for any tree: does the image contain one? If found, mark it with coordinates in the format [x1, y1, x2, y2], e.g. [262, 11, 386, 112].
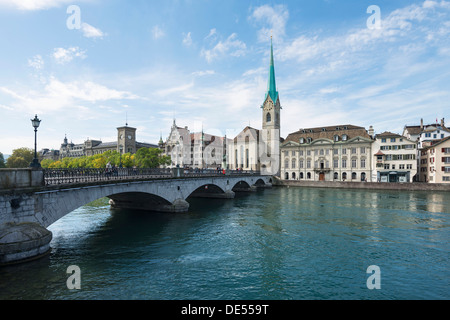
[6, 147, 34, 168]
[0, 152, 5, 168]
[135, 148, 170, 168]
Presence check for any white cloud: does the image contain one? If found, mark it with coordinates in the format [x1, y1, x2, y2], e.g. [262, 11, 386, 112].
[53, 47, 87, 64]
[250, 4, 289, 42]
[0, 0, 74, 10]
[28, 55, 44, 70]
[201, 33, 246, 63]
[81, 22, 105, 39]
[182, 32, 193, 47]
[0, 76, 139, 115]
[152, 25, 165, 40]
[191, 70, 215, 77]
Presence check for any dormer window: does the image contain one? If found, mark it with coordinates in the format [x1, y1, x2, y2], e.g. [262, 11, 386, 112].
[300, 137, 305, 144]
[307, 137, 312, 143]
[342, 134, 348, 141]
[334, 135, 339, 142]
[322, 128, 326, 132]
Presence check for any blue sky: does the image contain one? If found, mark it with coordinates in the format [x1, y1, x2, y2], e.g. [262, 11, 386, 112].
[0, 0, 449, 155]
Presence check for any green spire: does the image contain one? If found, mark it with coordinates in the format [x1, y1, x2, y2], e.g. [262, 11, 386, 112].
[266, 37, 278, 103]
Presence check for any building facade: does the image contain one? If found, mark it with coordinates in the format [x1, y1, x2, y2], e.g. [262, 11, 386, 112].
[419, 136, 450, 183]
[372, 132, 418, 183]
[281, 125, 374, 182]
[162, 120, 228, 169]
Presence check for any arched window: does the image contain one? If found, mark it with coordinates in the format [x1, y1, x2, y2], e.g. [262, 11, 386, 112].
[292, 172, 296, 180]
[342, 134, 348, 141]
[334, 172, 339, 180]
[307, 172, 311, 179]
[342, 172, 347, 181]
[352, 172, 357, 180]
[334, 135, 339, 142]
[266, 113, 272, 123]
[300, 172, 304, 179]
[285, 172, 289, 180]
[361, 172, 366, 181]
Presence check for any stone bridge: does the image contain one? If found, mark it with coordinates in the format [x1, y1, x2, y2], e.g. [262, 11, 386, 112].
[0, 168, 272, 265]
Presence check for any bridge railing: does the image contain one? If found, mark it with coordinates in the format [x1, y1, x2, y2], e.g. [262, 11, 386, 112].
[43, 168, 261, 186]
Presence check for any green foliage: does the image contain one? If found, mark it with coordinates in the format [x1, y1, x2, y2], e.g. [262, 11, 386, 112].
[0, 152, 5, 168]
[6, 147, 34, 168]
[40, 148, 170, 169]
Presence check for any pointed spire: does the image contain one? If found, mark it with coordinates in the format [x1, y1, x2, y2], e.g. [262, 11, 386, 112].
[266, 36, 278, 103]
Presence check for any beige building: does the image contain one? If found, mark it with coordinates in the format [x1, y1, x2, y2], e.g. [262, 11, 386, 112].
[419, 136, 450, 183]
[372, 132, 418, 183]
[281, 125, 374, 182]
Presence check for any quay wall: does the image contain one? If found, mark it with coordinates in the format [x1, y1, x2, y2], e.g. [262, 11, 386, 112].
[273, 178, 450, 192]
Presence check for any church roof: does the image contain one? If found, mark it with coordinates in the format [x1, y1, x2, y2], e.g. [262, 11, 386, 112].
[284, 124, 371, 143]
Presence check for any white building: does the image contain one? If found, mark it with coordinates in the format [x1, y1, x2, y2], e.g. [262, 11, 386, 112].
[281, 125, 374, 182]
[372, 132, 418, 183]
[163, 120, 228, 169]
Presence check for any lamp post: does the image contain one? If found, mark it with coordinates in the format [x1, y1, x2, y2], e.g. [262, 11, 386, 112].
[30, 115, 41, 168]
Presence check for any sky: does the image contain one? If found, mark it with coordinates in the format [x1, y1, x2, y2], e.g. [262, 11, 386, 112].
[0, 0, 449, 155]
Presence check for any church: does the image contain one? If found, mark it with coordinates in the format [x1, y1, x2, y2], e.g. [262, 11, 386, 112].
[227, 38, 282, 176]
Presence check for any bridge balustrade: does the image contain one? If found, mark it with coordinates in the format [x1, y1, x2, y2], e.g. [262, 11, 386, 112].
[43, 168, 261, 186]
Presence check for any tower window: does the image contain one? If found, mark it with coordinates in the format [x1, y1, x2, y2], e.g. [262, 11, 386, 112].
[266, 113, 272, 123]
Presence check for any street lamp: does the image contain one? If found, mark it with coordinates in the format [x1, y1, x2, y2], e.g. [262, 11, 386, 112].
[30, 115, 41, 168]
[119, 145, 123, 168]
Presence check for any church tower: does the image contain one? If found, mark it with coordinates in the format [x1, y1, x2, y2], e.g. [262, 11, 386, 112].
[261, 37, 281, 175]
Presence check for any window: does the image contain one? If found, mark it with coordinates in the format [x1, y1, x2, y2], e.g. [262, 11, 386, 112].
[292, 151, 296, 156]
[444, 167, 450, 173]
[352, 172, 357, 180]
[320, 149, 324, 156]
[334, 149, 339, 155]
[443, 177, 450, 182]
[342, 148, 347, 155]
[299, 160, 304, 169]
[333, 159, 339, 168]
[307, 172, 311, 179]
[391, 138, 396, 142]
[334, 172, 339, 180]
[443, 148, 450, 154]
[351, 148, 357, 154]
[307, 160, 311, 169]
[399, 164, 405, 170]
[361, 159, 366, 168]
[425, 133, 431, 138]
[300, 138, 305, 144]
[334, 135, 339, 142]
[407, 164, 413, 170]
[392, 164, 396, 170]
[360, 147, 366, 154]
[266, 113, 271, 123]
[342, 134, 348, 141]
[342, 159, 347, 168]
[292, 159, 296, 169]
[381, 138, 387, 143]
[284, 158, 289, 169]
[384, 164, 390, 170]
[352, 159, 357, 168]
[342, 172, 347, 180]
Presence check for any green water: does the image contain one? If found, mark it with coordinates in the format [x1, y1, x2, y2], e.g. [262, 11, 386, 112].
[0, 187, 449, 300]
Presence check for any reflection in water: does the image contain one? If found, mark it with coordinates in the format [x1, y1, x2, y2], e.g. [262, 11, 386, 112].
[0, 187, 449, 300]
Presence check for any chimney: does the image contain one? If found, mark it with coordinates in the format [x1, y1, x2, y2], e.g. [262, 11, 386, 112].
[368, 126, 374, 138]
[420, 118, 423, 130]
[441, 118, 445, 128]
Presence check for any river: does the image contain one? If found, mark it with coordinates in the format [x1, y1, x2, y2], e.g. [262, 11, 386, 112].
[0, 186, 449, 300]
